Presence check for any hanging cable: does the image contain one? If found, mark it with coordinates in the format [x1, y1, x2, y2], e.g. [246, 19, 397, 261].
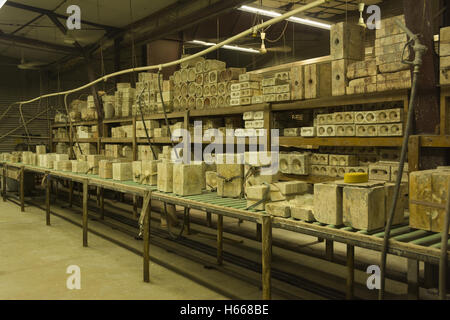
[64, 93, 83, 158]
[19, 103, 32, 146]
[266, 21, 289, 43]
[10, 0, 329, 107]
[136, 83, 158, 160]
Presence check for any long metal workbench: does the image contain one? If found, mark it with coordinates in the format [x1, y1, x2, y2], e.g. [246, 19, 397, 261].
[1, 161, 449, 300]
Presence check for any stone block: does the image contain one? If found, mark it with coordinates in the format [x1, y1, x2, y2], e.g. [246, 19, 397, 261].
[334, 112, 355, 124]
[99, 160, 113, 179]
[300, 127, 316, 137]
[289, 194, 315, 221]
[173, 163, 203, 196]
[157, 161, 174, 193]
[375, 108, 403, 123]
[289, 153, 310, 175]
[270, 181, 309, 201]
[336, 124, 356, 137]
[217, 162, 244, 198]
[385, 182, 407, 226]
[317, 125, 336, 137]
[284, 128, 300, 137]
[343, 186, 386, 231]
[266, 201, 291, 218]
[132, 161, 142, 183]
[36, 145, 46, 155]
[54, 160, 72, 172]
[112, 162, 132, 181]
[141, 160, 160, 185]
[206, 171, 217, 191]
[314, 183, 343, 225]
[369, 163, 391, 181]
[377, 124, 403, 137]
[330, 22, 365, 60]
[311, 153, 329, 165]
[356, 125, 378, 137]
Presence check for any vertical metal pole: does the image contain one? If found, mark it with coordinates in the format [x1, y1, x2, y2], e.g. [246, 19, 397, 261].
[100, 188, 104, 220]
[256, 223, 262, 242]
[20, 166, 24, 212]
[69, 180, 73, 207]
[206, 212, 212, 228]
[143, 194, 151, 283]
[185, 208, 191, 235]
[82, 180, 88, 247]
[261, 215, 272, 300]
[325, 240, 334, 261]
[346, 244, 355, 300]
[407, 259, 419, 300]
[46, 174, 50, 226]
[2, 165, 7, 202]
[133, 195, 138, 218]
[217, 214, 223, 265]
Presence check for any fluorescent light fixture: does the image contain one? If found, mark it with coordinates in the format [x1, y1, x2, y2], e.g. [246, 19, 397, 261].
[0, 0, 7, 9]
[188, 40, 260, 54]
[238, 5, 331, 30]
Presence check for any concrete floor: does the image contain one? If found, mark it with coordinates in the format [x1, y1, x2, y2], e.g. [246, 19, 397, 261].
[1, 190, 437, 300]
[0, 200, 227, 300]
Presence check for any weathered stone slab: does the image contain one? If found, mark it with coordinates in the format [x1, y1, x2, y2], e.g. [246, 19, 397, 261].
[343, 186, 386, 231]
[314, 183, 343, 225]
[266, 201, 291, 218]
[141, 160, 160, 185]
[112, 162, 132, 181]
[173, 163, 203, 196]
[157, 161, 174, 193]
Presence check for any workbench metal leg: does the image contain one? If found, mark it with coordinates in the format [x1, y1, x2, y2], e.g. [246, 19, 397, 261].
[133, 195, 138, 219]
[206, 212, 212, 228]
[2, 166, 7, 202]
[143, 195, 151, 283]
[256, 223, 262, 242]
[46, 175, 51, 226]
[99, 188, 104, 220]
[325, 240, 334, 261]
[346, 244, 355, 300]
[261, 215, 272, 300]
[96, 187, 101, 209]
[82, 181, 88, 247]
[185, 208, 191, 235]
[217, 214, 223, 266]
[20, 167, 24, 212]
[407, 259, 419, 300]
[69, 180, 73, 208]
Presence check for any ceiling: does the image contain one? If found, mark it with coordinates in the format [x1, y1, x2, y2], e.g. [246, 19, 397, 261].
[0, 0, 384, 69]
[0, 0, 179, 64]
[250, 0, 383, 19]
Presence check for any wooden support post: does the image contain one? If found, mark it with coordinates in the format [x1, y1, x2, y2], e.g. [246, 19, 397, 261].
[256, 223, 262, 242]
[424, 262, 439, 288]
[100, 188, 104, 220]
[46, 174, 50, 226]
[69, 180, 73, 207]
[20, 166, 24, 212]
[407, 259, 420, 300]
[142, 192, 152, 283]
[2, 165, 7, 202]
[408, 136, 420, 172]
[346, 244, 355, 300]
[325, 239, 334, 261]
[82, 180, 88, 247]
[261, 215, 272, 300]
[206, 211, 212, 227]
[217, 214, 223, 266]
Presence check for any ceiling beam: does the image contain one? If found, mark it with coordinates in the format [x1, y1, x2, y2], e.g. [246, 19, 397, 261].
[4, 1, 120, 32]
[0, 32, 83, 55]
